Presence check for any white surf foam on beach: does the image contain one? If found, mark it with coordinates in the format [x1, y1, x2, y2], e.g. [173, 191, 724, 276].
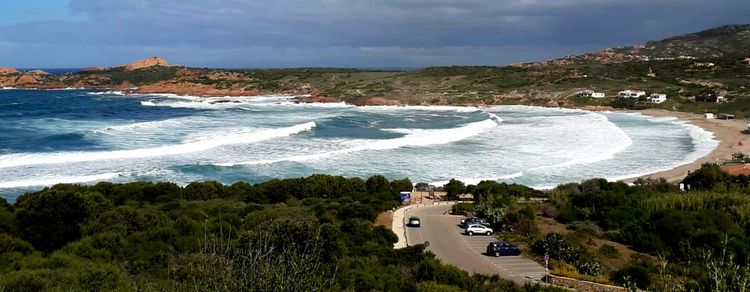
[217, 117, 500, 167]
[0, 121, 317, 169]
[0, 173, 121, 188]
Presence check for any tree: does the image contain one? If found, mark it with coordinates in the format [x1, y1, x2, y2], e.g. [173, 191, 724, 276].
[390, 178, 413, 192]
[366, 175, 391, 194]
[16, 190, 94, 252]
[443, 179, 465, 200]
[682, 163, 730, 190]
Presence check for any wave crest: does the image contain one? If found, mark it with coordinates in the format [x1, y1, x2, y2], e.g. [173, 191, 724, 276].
[0, 121, 317, 169]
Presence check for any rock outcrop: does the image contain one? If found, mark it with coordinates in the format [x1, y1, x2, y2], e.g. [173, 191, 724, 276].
[0, 68, 19, 75]
[83, 66, 109, 72]
[351, 97, 401, 106]
[123, 57, 172, 71]
[27, 70, 49, 76]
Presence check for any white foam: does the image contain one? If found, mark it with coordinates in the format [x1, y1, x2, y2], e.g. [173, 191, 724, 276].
[1, 87, 16, 90]
[357, 105, 481, 113]
[88, 91, 125, 96]
[217, 117, 499, 167]
[428, 172, 524, 187]
[0, 173, 121, 189]
[0, 121, 317, 169]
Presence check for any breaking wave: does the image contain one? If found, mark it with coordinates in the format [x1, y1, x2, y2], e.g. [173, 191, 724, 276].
[217, 117, 499, 167]
[0, 121, 317, 168]
[0, 173, 121, 188]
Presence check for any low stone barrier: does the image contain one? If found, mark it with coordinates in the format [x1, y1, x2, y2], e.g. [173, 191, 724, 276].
[547, 275, 628, 292]
[392, 201, 457, 248]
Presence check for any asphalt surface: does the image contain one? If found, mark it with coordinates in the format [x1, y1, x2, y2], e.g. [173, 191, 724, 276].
[404, 204, 547, 284]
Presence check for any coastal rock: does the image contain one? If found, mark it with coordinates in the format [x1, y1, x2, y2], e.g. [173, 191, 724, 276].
[129, 81, 261, 97]
[545, 100, 560, 108]
[83, 66, 110, 72]
[123, 57, 172, 71]
[294, 95, 338, 103]
[27, 70, 49, 76]
[0, 67, 19, 75]
[351, 97, 401, 106]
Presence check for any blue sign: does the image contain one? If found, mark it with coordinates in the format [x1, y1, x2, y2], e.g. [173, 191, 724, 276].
[400, 192, 411, 200]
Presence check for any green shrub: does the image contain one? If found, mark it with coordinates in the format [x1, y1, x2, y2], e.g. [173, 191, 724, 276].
[598, 244, 621, 259]
[610, 265, 651, 290]
[568, 221, 603, 235]
[451, 203, 475, 215]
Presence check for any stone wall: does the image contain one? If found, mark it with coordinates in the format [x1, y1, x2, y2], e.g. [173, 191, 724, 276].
[548, 275, 627, 292]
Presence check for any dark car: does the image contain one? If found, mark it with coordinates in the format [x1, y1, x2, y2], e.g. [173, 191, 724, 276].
[460, 217, 487, 228]
[486, 241, 521, 257]
[407, 217, 421, 227]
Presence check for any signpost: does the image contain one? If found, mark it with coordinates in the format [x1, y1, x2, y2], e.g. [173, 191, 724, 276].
[400, 192, 411, 206]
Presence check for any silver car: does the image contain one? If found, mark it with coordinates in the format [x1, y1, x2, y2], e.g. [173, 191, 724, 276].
[408, 217, 421, 227]
[465, 224, 493, 236]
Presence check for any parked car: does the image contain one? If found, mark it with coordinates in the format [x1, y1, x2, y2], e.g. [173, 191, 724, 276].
[407, 217, 421, 227]
[460, 217, 487, 228]
[465, 224, 493, 236]
[486, 241, 521, 256]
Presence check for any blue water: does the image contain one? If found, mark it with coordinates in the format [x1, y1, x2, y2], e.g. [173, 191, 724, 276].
[0, 89, 718, 201]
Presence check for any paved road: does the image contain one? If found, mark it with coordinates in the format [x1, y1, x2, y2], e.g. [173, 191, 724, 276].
[404, 204, 547, 284]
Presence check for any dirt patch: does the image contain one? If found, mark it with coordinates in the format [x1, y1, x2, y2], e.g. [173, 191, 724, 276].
[374, 210, 394, 230]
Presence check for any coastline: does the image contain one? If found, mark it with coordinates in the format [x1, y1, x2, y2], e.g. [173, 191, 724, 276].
[1, 88, 745, 187]
[621, 109, 748, 183]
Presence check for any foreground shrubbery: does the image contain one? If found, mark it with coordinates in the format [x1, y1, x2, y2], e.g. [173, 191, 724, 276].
[0, 174, 560, 291]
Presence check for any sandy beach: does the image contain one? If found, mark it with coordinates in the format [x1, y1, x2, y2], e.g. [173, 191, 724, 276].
[623, 109, 749, 183]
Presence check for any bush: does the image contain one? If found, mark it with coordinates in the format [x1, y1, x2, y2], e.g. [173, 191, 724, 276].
[568, 221, 603, 235]
[416, 281, 462, 292]
[530, 234, 580, 264]
[550, 261, 610, 284]
[451, 203, 475, 215]
[610, 265, 651, 290]
[598, 244, 620, 259]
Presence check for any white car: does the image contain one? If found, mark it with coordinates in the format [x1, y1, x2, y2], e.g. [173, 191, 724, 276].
[465, 224, 493, 236]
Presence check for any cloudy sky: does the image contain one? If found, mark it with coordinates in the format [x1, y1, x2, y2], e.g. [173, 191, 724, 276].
[0, 0, 748, 68]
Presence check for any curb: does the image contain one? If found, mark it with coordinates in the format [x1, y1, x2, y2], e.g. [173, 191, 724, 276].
[392, 201, 458, 249]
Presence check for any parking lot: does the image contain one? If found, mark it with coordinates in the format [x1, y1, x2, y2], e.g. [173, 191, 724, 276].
[404, 204, 547, 284]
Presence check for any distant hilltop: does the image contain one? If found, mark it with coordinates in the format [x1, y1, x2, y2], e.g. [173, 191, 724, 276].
[83, 57, 175, 72]
[123, 56, 173, 71]
[539, 24, 750, 65]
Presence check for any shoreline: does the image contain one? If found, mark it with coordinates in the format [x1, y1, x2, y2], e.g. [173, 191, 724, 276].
[1, 88, 745, 187]
[620, 109, 748, 183]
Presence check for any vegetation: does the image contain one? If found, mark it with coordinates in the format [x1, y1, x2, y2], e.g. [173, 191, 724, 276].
[0, 175, 560, 291]
[433, 164, 750, 290]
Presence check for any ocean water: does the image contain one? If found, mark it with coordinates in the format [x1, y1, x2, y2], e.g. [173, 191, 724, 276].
[0, 89, 718, 201]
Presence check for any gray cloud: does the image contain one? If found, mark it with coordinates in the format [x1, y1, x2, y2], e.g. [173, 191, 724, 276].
[1, 0, 748, 67]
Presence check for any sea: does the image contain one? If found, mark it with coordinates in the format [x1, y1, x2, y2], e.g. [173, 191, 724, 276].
[0, 89, 719, 202]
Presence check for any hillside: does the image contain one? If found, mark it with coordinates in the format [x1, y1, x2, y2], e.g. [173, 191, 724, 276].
[551, 24, 750, 64]
[0, 24, 748, 113]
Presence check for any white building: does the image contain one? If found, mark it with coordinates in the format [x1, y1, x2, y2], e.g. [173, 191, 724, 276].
[618, 90, 646, 98]
[649, 93, 667, 104]
[578, 90, 606, 98]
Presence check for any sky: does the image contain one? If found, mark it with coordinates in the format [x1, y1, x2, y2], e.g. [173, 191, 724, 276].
[0, 0, 748, 68]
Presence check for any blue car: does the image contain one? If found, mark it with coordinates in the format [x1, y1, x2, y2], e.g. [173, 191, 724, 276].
[486, 241, 521, 257]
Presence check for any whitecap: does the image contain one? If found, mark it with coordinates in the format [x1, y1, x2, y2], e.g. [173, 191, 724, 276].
[0, 121, 317, 169]
[0, 173, 121, 189]
[217, 117, 499, 167]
